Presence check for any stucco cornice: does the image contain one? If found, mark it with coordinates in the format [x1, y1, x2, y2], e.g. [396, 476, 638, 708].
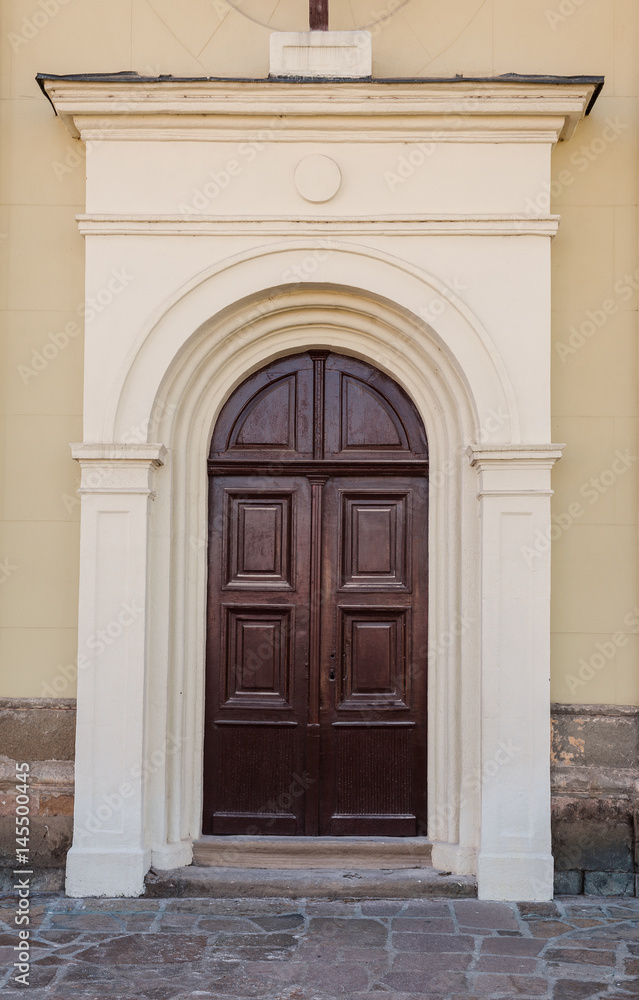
[70, 443, 166, 464]
[467, 444, 565, 499]
[467, 444, 566, 467]
[38, 74, 602, 143]
[70, 443, 167, 495]
[75, 214, 561, 238]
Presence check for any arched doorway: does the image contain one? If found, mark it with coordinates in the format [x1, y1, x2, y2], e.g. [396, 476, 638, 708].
[203, 350, 429, 837]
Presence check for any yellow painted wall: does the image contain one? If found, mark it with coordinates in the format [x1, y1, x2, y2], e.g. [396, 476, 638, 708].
[0, 0, 637, 702]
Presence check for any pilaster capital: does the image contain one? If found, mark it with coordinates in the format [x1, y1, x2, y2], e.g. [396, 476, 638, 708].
[70, 442, 167, 495]
[466, 444, 565, 498]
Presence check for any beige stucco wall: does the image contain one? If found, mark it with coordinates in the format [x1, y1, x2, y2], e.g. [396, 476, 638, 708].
[0, 0, 637, 702]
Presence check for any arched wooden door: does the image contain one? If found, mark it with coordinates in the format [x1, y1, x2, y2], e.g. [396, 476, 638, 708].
[203, 351, 429, 836]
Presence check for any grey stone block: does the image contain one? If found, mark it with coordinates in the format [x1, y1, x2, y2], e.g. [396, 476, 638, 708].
[553, 869, 583, 895]
[0, 867, 65, 892]
[552, 797, 633, 872]
[583, 870, 635, 897]
[0, 816, 72, 867]
[551, 704, 639, 770]
[0, 700, 76, 761]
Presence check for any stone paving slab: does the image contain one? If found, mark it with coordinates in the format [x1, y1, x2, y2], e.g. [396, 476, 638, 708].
[0, 894, 638, 998]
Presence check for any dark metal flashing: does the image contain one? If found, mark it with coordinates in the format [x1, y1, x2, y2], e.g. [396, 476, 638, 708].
[36, 70, 604, 116]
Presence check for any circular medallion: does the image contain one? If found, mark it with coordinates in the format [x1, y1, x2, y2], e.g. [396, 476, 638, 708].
[294, 155, 342, 203]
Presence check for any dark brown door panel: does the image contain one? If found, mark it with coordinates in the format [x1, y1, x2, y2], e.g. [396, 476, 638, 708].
[337, 607, 411, 710]
[210, 722, 302, 835]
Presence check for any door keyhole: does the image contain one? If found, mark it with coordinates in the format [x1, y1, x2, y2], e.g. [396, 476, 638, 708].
[329, 667, 336, 681]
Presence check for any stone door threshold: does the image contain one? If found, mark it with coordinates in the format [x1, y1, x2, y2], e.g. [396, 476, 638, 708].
[145, 865, 477, 899]
[193, 836, 433, 870]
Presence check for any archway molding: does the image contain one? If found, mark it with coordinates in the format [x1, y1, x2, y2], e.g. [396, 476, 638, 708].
[106, 242, 520, 446]
[137, 274, 507, 881]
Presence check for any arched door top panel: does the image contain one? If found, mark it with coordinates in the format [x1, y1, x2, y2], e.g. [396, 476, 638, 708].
[209, 351, 429, 465]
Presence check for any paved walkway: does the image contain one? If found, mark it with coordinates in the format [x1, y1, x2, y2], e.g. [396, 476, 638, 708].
[1, 894, 638, 999]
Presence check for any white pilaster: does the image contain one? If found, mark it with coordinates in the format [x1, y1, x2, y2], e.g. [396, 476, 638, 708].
[65, 443, 166, 897]
[468, 445, 563, 901]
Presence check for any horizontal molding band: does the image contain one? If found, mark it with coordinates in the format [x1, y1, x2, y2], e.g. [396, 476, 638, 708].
[467, 444, 566, 464]
[71, 442, 167, 463]
[76, 128, 566, 144]
[77, 487, 157, 496]
[77, 215, 560, 238]
[332, 721, 416, 728]
[476, 489, 554, 498]
[208, 460, 429, 476]
[213, 720, 298, 727]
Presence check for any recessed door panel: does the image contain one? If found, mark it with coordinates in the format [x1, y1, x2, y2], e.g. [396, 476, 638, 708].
[340, 375, 407, 450]
[223, 606, 294, 709]
[212, 723, 298, 835]
[225, 492, 294, 589]
[323, 354, 427, 460]
[341, 493, 410, 589]
[229, 376, 297, 450]
[209, 353, 315, 462]
[332, 724, 415, 836]
[339, 608, 410, 709]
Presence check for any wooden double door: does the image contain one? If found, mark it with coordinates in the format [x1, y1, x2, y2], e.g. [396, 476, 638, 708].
[203, 351, 429, 837]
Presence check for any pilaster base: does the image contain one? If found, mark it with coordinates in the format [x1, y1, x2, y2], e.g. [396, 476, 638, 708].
[65, 847, 151, 897]
[151, 840, 193, 870]
[477, 852, 554, 901]
[431, 842, 477, 877]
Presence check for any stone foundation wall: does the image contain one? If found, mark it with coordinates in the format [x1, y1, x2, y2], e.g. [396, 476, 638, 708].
[551, 704, 639, 896]
[0, 698, 76, 891]
[1, 698, 638, 895]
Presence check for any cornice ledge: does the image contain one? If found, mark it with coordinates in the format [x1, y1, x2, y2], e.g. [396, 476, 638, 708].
[70, 442, 167, 465]
[38, 75, 602, 143]
[76, 214, 561, 238]
[467, 444, 565, 467]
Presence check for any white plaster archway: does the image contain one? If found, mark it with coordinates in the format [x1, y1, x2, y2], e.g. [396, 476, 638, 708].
[142, 277, 495, 876]
[68, 246, 559, 900]
[117, 248, 518, 873]
[105, 242, 519, 446]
